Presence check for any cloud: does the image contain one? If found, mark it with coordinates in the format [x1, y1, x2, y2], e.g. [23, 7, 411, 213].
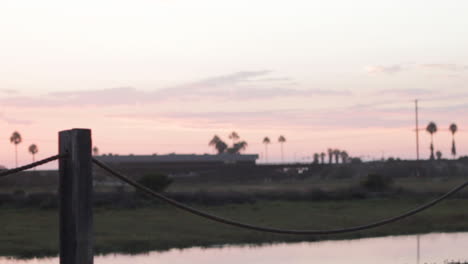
[188, 70, 272, 86]
[0, 89, 19, 95]
[376, 88, 434, 96]
[108, 106, 413, 130]
[365, 65, 403, 74]
[0, 71, 351, 107]
[420, 64, 468, 72]
[0, 113, 33, 125]
[365, 63, 468, 76]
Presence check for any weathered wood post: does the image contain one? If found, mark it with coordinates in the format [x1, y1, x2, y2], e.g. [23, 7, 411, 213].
[59, 129, 94, 264]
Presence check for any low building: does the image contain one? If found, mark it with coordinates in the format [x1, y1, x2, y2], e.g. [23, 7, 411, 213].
[94, 153, 259, 177]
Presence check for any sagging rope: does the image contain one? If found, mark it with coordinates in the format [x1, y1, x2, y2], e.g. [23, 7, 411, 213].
[0, 154, 67, 177]
[92, 157, 468, 235]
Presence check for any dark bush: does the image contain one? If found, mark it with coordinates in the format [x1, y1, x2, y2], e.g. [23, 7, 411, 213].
[360, 173, 393, 191]
[137, 173, 173, 194]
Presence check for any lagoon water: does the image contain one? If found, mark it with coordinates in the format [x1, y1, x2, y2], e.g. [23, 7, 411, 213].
[1, 232, 467, 264]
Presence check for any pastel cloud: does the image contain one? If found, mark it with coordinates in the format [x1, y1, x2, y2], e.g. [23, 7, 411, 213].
[0, 71, 351, 107]
[375, 88, 434, 96]
[108, 106, 414, 130]
[0, 112, 33, 125]
[365, 65, 403, 74]
[365, 63, 468, 75]
[420, 64, 468, 72]
[0, 89, 19, 95]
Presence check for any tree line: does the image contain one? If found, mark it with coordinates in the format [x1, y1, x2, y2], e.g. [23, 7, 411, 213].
[311, 149, 351, 164]
[209, 132, 287, 162]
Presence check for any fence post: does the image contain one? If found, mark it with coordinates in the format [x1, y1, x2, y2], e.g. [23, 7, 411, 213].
[59, 129, 94, 264]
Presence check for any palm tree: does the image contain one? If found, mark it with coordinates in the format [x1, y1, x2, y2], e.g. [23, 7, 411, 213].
[333, 149, 341, 164]
[209, 135, 228, 154]
[28, 144, 38, 163]
[92, 146, 99, 156]
[278, 135, 286, 162]
[209, 135, 221, 146]
[327, 148, 333, 164]
[436, 150, 442, 160]
[313, 153, 320, 164]
[320, 152, 326, 164]
[340, 151, 349, 164]
[10, 131, 22, 167]
[426, 122, 437, 160]
[227, 141, 248, 154]
[449, 123, 458, 159]
[263, 137, 271, 162]
[215, 141, 228, 154]
[228, 131, 240, 145]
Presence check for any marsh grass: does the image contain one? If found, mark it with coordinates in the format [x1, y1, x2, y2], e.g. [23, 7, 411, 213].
[1, 198, 467, 258]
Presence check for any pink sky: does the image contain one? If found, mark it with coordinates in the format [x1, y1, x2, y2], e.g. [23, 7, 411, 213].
[1, 1, 468, 169]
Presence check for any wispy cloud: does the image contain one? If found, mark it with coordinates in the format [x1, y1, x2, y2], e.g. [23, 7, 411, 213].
[0, 113, 33, 125]
[365, 65, 403, 74]
[0, 89, 19, 95]
[376, 88, 434, 96]
[420, 64, 468, 72]
[108, 98, 468, 130]
[108, 106, 414, 130]
[365, 63, 468, 76]
[0, 71, 351, 107]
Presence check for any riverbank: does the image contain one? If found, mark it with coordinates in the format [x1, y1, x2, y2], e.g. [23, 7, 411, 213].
[1, 197, 467, 258]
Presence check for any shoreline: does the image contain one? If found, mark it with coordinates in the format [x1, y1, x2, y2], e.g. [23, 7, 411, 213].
[1, 198, 467, 258]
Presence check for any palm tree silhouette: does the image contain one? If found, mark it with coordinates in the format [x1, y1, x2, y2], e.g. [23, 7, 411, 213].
[426, 122, 437, 160]
[10, 131, 22, 167]
[340, 151, 349, 164]
[28, 144, 38, 163]
[278, 135, 286, 162]
[320, 152, 326, 164]
[263, 137, 271, 162]
[209, 135, 227, 154]
[93, 146, 99, 156]
[333, 149, 341, 164]
[228, 131, 240, 145]
[313, 153, 320, 164]
[327, 148, 333, 164]
[227, 141, 248, 154]
[449, 123, 458, 159]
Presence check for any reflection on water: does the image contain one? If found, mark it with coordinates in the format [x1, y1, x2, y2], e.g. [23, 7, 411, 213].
[1, 232, 467, 264]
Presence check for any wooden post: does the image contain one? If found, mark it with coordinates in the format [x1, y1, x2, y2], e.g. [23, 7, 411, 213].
[59, 129, 94, 264]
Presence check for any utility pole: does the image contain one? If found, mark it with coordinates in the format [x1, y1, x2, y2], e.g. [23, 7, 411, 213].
[415, 100, 420, 161]
[415, 99, 421, 177]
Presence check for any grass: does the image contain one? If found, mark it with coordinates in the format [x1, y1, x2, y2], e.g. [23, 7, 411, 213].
[1, 197, 467, 258]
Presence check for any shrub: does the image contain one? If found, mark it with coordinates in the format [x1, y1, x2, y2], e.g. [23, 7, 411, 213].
[137, 173, 173, 194]
[360, 173, 393, 191]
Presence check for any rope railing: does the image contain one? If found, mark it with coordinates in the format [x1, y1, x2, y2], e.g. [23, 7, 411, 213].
[0, 154, 67, 178]
[92, 157, 468, 235]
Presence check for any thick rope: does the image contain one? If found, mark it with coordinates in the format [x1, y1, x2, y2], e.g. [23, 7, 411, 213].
[0, 154, 67, 177]
[92, 157, 468, 235]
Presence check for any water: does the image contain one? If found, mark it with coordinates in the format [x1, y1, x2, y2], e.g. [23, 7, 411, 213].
[1, 232, 467, 264]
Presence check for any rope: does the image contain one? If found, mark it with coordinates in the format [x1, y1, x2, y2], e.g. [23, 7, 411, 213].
[92, 157, 468, 235]
[0, 154, 67, 177]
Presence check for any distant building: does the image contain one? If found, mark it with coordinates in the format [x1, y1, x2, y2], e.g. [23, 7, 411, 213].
[97, 153, 258, 165]
[94, 153, 259, 176]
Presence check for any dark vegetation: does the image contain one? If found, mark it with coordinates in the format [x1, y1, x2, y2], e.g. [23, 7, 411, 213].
[360, 173, 394, 191]
[1, 159, 468, 208]
[1, 199, 467, 258]
[1, 159, 468, 258]
[136, 173, 173, 194]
